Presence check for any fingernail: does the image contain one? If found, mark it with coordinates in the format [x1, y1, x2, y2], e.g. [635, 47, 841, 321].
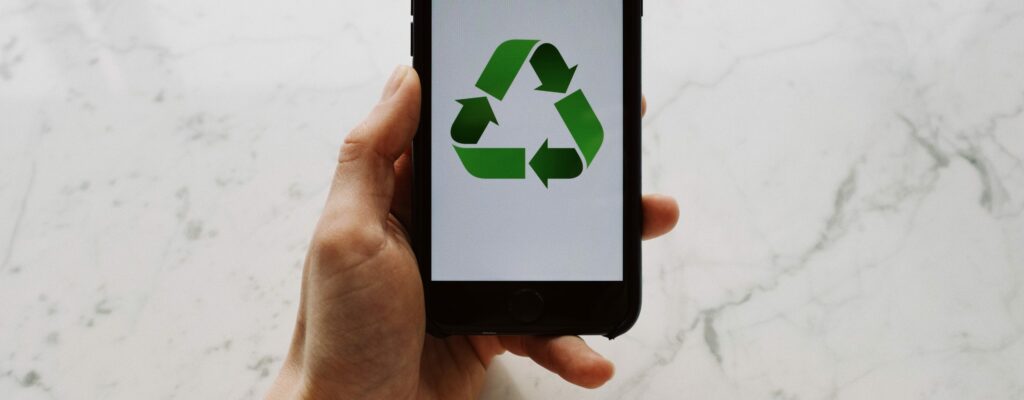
[380, 65, 409, 101]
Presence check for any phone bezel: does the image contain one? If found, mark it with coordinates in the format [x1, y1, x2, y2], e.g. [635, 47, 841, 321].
[411, 0, 642, 337]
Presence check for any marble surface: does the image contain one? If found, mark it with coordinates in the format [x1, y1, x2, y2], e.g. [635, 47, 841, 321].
[2, 0, 1023, 398]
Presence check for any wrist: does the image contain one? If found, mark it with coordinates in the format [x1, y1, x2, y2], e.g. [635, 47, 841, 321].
[268, 361, 416, 400]
[295, 376, 416, 400]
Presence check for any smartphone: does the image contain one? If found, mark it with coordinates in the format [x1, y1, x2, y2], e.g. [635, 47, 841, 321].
[411, 0, 641, 337]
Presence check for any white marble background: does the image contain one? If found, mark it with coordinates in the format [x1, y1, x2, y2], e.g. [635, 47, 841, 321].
[1, 0, 1022, 399]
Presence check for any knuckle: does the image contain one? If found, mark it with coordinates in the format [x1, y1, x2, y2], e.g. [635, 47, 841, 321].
[309, 218, 387, 266]
[337, 130, 372, 165]
[338, 121, 396, 166]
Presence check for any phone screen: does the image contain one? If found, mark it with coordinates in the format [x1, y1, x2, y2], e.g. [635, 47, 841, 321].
[430, 0, 624, 281]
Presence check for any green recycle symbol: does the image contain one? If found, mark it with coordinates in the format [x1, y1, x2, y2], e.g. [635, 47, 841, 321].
[451, 39, 604, 187]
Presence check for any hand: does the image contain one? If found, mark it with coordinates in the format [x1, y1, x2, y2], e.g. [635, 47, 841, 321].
[266, 66, 679, 399]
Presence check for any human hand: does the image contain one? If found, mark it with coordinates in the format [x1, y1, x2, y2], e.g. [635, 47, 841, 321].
[266, 65, 679, 399]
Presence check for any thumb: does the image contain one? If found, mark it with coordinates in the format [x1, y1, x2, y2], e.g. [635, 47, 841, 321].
[323, 66, 420, 228]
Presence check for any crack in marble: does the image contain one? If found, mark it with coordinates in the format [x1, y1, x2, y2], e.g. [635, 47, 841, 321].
[703, 311, 722, 364]
[21, 370, 39, 387]
[611, 160, 865, 397]
[898, 114, 951, 169]
[609, 292, 754, 398]
[895, 113, 1024, 218]
[976, 91, 1024, 171]
[645, 30, 842, 126]
[0, 35, 24, 81]
[958, 146, 1014, 216]
[2, 369, 55, 398]
[2, 162, 35, 272]
[247, 355, 278, 378]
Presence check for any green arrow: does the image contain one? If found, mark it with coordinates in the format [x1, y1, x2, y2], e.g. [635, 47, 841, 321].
[454, 146, 525, 179]
[530, 43, 577, 93]
[555, 90, 603, 166]
[451, 97, 498, 144]
[529, 139, 583, 187]
[475, 39, 539, 100]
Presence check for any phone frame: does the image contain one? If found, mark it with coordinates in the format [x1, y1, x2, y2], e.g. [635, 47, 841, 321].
[411, 0, 642, 338]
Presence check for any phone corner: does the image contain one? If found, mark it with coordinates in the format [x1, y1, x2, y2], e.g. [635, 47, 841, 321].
[603, 296, 642, 339]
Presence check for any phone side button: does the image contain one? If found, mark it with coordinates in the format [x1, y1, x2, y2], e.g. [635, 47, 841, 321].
[508, 289, 544, 323]
[410, 22, 415, 57]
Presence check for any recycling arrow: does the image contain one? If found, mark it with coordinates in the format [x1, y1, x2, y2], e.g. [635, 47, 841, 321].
[453, 146, 525, 179]
[451, 97, 497, 144]
[452, 39, 604, 187]
[555, 90, 603, 166]
[530, 43, 577, 93]
[475, 39, 538, 101]
[529, 139, 583, 187]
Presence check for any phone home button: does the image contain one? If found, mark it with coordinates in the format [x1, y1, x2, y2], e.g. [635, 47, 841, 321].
[508, 289, 544, 323]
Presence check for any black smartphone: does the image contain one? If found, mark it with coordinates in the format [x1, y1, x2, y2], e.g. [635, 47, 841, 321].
[411, 0, 641, 337]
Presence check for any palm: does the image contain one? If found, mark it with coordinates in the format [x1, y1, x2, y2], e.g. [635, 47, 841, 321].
[300, 209, 489, 399]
